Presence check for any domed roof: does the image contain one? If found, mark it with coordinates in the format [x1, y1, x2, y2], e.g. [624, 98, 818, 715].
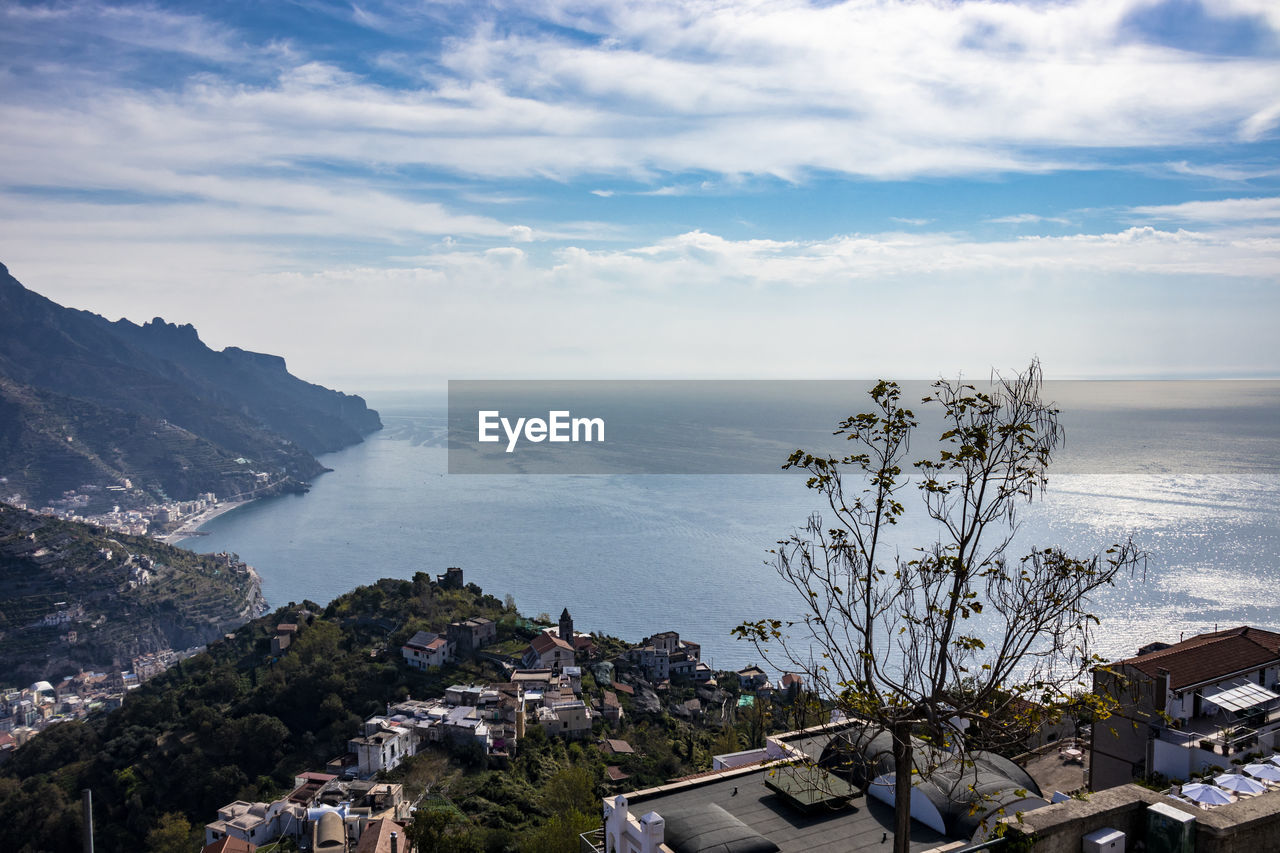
[316, 811, 345, 849]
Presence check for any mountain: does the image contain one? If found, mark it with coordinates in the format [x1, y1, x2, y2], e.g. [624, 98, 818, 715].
[0, 263, 380, 507]
[0, 502, 267, 684]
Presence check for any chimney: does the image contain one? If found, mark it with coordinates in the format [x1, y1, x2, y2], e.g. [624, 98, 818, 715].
[639, 811, 665, 853]
[391, 831, 398, 853]
[1154, 667, 1172, 716]
[1155, 667, 1170, 696]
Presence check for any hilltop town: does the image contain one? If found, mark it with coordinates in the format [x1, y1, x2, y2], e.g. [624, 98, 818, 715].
[0, 566, 810, 852]
[6, 560, 1280, 853]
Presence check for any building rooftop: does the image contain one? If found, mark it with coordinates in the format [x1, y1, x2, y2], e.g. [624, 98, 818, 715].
[529, 632, 573, 655]
[1118, 626, 1280, 690]
[404, 630, 440, 649]
[354, 818, 407, 853]
[605, 738, 634, 755]
[624, 763, 947, 853]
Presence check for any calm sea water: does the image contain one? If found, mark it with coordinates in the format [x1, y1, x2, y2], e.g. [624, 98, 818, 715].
[182, 385, 1280, 673]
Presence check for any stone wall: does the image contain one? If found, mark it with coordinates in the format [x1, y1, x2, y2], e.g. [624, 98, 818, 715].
[1003, 784, 1280, 853]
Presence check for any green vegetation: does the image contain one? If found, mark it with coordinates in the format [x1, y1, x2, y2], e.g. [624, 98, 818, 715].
[1, 569, 812, 852]
[0, 573, 506, 852]
[735, 363, 1144, 853]
[0, 503, 264, 684]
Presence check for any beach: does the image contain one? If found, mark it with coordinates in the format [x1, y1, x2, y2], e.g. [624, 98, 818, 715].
[158, 500, 251, 546]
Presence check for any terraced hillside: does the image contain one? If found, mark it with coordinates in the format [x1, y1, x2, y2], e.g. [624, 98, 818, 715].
[0, 503, 266, 684]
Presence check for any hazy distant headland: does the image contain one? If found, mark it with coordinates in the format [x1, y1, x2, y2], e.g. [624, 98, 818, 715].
[0, 262, 381, 516]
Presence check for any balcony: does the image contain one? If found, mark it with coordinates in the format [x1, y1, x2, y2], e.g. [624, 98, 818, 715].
[578, 827, 605, 853]
[1158, 711, 1280, 759]
[1155, 679, 1280, 760]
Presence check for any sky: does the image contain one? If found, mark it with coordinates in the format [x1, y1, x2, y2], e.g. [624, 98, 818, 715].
[2, 0, 1279, 389]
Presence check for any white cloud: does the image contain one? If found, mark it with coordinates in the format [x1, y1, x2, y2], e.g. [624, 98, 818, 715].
[1, 1, 1277, 383]
[1131, 196, 1280, 222]
[8, 217, 1278, 384]
[1164, 161, 1280, 182]
[1240, 101, 1280, 142]
[4, 0, 1279, 188]
[2, 1, 244, 62]
[986, 213, 1072, 225]
[637, 185, 691, 196]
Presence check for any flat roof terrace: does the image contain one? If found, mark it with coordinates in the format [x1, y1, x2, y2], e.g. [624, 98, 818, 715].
[624, 765, 951, 853]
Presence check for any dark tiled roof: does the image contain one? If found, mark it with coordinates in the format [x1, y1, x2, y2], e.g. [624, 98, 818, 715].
[404, 630, 440, 649]
[627, 764, 946, 852]
[1119, 626, 1280, 690]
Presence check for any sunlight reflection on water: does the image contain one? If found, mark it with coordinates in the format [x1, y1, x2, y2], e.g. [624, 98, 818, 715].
[185, 418, 1280, 673]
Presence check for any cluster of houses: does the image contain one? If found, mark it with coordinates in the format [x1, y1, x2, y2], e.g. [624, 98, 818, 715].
[196, 566, 827, 853]
[625, 630, 711, 683]
[203, 773, 410, 853]
[594, 624, 1280, 853]
[5, 485, 223, 538]
[203, 600, 615, 850]
[0, 651, 204, 752]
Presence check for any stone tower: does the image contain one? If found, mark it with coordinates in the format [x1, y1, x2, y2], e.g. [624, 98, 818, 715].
[559, 607, 574, 642]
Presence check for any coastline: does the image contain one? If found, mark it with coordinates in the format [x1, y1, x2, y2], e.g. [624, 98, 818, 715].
[158, 499, 252, 546]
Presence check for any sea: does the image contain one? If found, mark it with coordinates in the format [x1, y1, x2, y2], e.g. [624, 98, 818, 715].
[179, 381, 1280, 675]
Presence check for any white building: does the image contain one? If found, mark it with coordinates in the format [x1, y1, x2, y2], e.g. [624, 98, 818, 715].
[402, 630, 452, 670]
[523, 632, 575, 671]
[205, 799, 305, 847]
[1092, 626, 1280, 788]
[537, 698, 593, 739]
[349, 717, 414, 777]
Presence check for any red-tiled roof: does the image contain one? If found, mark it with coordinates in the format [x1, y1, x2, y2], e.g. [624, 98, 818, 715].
[606, 765, 631, 782]
[1118, 626, 1280, 690]
[605, 738, 634, 754]
[354, 818, 407, 853]
[529, 632, 573, 655]
[611, 681, 634, 695]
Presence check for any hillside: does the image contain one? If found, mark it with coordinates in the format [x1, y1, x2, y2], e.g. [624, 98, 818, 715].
[0, 502, 266, 684]
[0, 574, 759, 853]
[0, 262, 380, 508]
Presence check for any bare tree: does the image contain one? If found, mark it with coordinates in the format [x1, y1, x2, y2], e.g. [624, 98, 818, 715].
[735, 361, 1142, 853]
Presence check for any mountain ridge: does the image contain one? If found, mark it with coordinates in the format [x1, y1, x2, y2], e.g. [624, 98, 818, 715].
[0, 263, 380, 508]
